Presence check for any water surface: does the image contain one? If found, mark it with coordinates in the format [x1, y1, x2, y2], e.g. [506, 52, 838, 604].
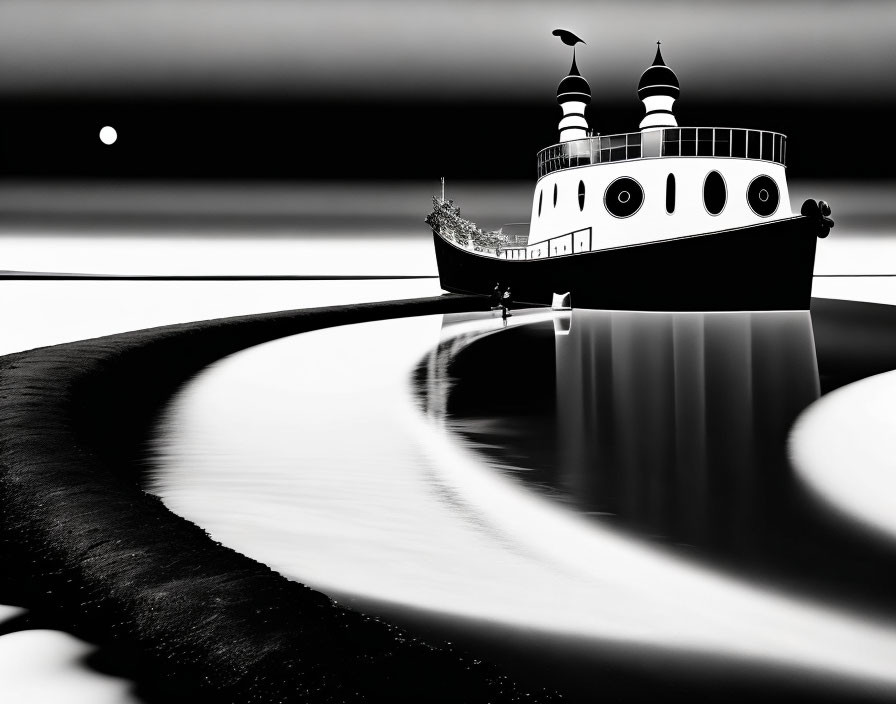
[148, 304, 896, 699]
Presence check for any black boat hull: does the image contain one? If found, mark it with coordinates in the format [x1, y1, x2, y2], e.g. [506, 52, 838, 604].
[432, 216, 819, 311]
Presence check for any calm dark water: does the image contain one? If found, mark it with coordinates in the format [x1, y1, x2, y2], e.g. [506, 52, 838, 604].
[423, 304, 896, 616]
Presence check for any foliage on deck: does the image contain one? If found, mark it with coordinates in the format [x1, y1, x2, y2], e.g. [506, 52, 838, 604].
[425, 197, 509, 250]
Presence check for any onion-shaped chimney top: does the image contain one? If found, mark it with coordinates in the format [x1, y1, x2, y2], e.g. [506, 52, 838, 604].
[638, 42, 680, 100]
[557, 53, 592, 105]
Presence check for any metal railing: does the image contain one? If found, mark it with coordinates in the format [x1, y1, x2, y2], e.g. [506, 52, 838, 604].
[536, 127, 787, 179]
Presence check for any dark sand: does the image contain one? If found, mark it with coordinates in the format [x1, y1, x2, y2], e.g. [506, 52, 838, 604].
[0, 294, 560, 703]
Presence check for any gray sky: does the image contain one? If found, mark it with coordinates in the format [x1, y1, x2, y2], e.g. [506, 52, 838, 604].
[1, 0, 894, 100]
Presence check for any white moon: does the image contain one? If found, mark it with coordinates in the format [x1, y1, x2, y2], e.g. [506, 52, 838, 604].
[99, 126, 118, 145]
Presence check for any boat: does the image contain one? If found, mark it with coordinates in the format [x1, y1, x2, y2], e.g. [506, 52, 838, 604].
[427, 33, 834, 312]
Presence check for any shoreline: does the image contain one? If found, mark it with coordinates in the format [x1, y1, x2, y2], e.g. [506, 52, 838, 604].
[0, 271, 439, 281]
[0, 294, 558, 702]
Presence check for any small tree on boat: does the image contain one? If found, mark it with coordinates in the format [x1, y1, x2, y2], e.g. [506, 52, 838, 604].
[425, 196, 508, 251]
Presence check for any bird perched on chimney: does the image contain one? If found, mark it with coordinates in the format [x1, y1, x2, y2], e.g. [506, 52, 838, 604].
[552, 29, 585, 46]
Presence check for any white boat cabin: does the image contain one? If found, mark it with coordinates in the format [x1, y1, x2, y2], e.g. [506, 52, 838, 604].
[503, 44, 792, 260]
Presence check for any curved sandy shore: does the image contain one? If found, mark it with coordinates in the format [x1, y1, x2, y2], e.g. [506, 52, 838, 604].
[0, 294, 558, 703]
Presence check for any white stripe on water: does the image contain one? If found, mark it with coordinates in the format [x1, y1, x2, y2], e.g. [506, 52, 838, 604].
[149, 309, 896, 693]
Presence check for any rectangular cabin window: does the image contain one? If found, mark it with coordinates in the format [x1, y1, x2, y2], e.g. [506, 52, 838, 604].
[574, 229, 590, 253]
[748, 131, 761, 159]
[642, 129, 662, 157]
[597, 136, 610, 163]
[626, 132, 642, 160]
[680, 128, 696, 156]
[607, 135, 626, 162]
[662, 128, 680, 157]
[568, 141, 588, 162]
[732, 129, 747, 158]
[780, 137, 787, 166]
[714, 129, 731, 157]
[762, 132, 773, 161]
[697, 128, 714, 156]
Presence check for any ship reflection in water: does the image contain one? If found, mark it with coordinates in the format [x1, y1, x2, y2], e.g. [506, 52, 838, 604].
[428, 308, 896, 613]
[555, 309, 820, 554]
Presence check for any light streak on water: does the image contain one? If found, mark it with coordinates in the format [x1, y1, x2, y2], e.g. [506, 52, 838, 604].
[149, 310, 896, 694]
[791, 369, 896, 542]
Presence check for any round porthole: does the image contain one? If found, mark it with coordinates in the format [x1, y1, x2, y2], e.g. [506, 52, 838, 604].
[703, 171, 727, 215]
[578, 180, 585, 211]
[604, 177, 644, 218]
[747, 175, 780, 217]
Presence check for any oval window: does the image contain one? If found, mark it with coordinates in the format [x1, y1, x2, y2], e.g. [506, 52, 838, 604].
[538, 190, 543, 216]
[578, 180, 585, 211]
[666, 173, 676, 214]
[604, 177, 644, 218]
[553, 183, 558, 207]
[703, 171, 727, 215]
[747, 175, 780, 217]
